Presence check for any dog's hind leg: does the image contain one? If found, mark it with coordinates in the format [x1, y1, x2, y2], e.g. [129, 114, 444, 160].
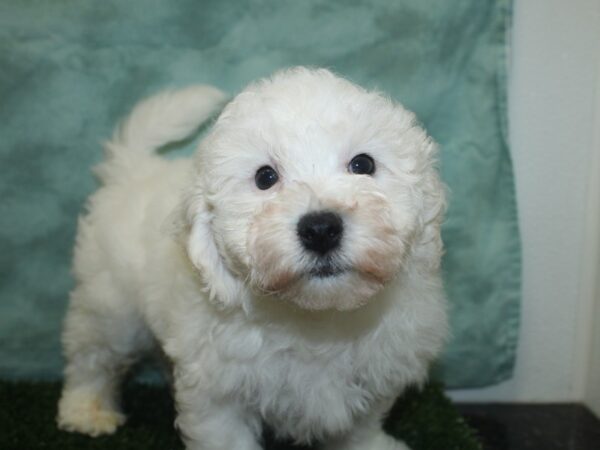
[57, 281, 151, 436]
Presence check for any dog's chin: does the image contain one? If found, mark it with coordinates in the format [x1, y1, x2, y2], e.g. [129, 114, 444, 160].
[262, 269, 386, 311]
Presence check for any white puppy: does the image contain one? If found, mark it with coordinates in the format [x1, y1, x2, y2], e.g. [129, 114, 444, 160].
[57, 67, 447, 450]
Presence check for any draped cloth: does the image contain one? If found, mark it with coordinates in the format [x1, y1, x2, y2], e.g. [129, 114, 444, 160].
[0, 0, 519, 387]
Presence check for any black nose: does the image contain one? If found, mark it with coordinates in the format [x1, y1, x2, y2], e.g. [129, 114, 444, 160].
[297, 211, 344, 255]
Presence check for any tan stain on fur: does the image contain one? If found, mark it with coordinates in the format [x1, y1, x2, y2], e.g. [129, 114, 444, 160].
[261, 269, 297, 293]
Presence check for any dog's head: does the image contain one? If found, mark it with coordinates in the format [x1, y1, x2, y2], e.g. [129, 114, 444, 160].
[185, 68, 445, 311]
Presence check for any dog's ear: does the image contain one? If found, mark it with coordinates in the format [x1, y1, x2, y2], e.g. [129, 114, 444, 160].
[412, 150, 447, 272]
[184, 192, 248, 309]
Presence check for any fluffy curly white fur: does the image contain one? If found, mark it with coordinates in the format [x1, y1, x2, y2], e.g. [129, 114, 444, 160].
[57, 67, 447, 450]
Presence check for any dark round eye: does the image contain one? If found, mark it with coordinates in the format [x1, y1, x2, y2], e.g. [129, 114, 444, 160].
[255, 165, 279, 190]
[348, 154, 375, 175]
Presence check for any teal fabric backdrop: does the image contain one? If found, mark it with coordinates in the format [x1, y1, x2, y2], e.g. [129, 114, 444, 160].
[0, 0, 520, 388]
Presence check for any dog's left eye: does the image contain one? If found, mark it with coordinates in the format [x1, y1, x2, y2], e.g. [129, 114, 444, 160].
[255, 165, 279, 190]
[348, 154, 376, 175]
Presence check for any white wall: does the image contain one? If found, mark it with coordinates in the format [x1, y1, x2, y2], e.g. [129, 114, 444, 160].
[584, 52, 600, 417]
[449, 0, 600, 403]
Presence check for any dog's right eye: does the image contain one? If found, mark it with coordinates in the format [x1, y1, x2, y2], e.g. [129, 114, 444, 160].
[255, 165, 279, 190]
[349, 154, 376, 175]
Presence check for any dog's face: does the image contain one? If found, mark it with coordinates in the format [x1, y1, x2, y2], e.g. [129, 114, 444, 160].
[186, 68, 444, 311]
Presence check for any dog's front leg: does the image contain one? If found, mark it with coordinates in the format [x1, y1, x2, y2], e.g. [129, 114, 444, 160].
[322, 409, 411, 450]
[173, 380, 262, 450]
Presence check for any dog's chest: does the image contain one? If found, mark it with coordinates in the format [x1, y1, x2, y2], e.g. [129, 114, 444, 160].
[209, 319, 402, 440]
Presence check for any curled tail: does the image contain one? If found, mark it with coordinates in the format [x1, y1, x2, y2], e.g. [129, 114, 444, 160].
[96, 85, 227, 182]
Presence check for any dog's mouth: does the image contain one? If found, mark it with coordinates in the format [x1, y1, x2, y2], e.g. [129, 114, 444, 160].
[308, 259, 347, 278]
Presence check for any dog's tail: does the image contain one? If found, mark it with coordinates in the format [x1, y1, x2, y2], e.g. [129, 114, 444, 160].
[96, 85, 227, 182]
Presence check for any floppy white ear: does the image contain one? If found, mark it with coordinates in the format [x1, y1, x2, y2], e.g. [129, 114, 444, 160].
[412, 154, 447, 272]
[185, 194, 247, 309]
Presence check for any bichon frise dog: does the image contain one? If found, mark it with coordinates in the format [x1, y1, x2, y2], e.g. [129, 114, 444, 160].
[57, 67, 447, 450]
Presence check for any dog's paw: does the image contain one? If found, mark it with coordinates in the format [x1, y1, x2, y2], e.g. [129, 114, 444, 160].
[57, 390, 126, 437]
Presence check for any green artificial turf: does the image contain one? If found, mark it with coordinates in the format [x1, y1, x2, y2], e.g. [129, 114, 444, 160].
[0, 381, 481, 450]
